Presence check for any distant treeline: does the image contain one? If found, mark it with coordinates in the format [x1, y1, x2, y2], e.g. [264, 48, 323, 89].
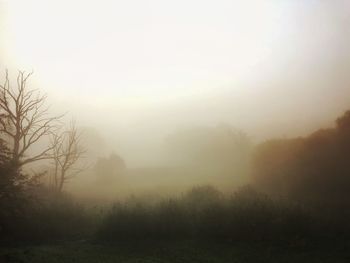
[253, 110, 350, 205]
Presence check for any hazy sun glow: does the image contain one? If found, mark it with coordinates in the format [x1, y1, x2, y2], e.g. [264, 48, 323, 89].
[2, 1, 350, 171]
[3, 0, 289, 106]
[4, 0, 350, 165]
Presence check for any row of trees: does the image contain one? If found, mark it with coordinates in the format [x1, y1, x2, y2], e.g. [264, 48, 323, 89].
[0, 71, 85, 198]
[253, 110, 350, 204]
[165, 124, 251, 179]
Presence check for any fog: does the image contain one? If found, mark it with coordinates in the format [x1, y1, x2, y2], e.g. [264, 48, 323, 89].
[3, 1, 350, 259]
[1, 0, 350, 186]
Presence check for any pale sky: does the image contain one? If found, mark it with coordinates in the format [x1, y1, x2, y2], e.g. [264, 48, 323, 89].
[1, 0, 290, 102]
[1, 0, 350, 165]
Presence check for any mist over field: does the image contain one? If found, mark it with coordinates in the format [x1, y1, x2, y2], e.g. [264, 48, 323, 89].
[1, 1, 350, 262]
[2, 0, 350, 168]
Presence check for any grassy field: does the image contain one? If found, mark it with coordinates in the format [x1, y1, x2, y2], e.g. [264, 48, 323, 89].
[1, 240, 349, 263]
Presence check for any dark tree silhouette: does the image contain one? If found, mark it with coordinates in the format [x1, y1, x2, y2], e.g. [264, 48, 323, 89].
[253, 109, 350, 204]
[0, 71, 62, 171]
[50, 121, 85, 192]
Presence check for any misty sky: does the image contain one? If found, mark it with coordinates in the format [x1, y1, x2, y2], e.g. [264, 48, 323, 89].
[1, 0, 350, 166]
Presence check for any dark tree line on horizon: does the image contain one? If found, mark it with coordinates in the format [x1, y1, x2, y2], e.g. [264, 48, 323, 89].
[253, 110, 350, 205]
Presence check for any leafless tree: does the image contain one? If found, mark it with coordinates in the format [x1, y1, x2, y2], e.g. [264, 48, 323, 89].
[0, 70, 62, 172]
[50, 121, 85, 192]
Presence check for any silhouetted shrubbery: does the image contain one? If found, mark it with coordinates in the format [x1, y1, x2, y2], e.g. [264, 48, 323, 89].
[0, 189, 91, 245]
[97, 185, 341, 244]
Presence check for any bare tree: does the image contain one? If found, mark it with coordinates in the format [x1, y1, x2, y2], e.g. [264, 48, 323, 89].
[0, 71, 62, 171]
[50, 121, 85, 192]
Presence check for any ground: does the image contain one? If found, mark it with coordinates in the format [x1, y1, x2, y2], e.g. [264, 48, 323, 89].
[1, 240, 349, 263]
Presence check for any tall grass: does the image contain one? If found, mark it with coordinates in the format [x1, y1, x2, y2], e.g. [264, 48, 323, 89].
[97, 185, 335, 244]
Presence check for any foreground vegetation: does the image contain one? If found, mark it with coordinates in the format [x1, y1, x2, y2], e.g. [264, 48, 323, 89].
[97, 186, 335, 244]
[2, 185, 350, 263]
[2, 239, 350, 263]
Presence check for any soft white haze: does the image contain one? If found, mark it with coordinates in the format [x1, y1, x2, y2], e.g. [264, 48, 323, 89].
[1, 0, 350, 166]
[2, 0, 288, 98]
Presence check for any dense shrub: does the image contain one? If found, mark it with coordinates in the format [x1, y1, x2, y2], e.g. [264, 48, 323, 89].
[97, 185, 337, 244]
[0, 189, 91, 245]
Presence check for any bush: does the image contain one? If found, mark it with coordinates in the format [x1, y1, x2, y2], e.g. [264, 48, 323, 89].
[97, 185, 335, 244]
[0, 189, 91, 245]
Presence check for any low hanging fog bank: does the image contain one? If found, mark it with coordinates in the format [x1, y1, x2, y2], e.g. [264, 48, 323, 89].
[2, 1, 350, 200]
[37, 0, 350, 169]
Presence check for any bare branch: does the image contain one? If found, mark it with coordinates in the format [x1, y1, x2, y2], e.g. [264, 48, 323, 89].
[49, 120, 86, 191]
[0, 70, 62, 170]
